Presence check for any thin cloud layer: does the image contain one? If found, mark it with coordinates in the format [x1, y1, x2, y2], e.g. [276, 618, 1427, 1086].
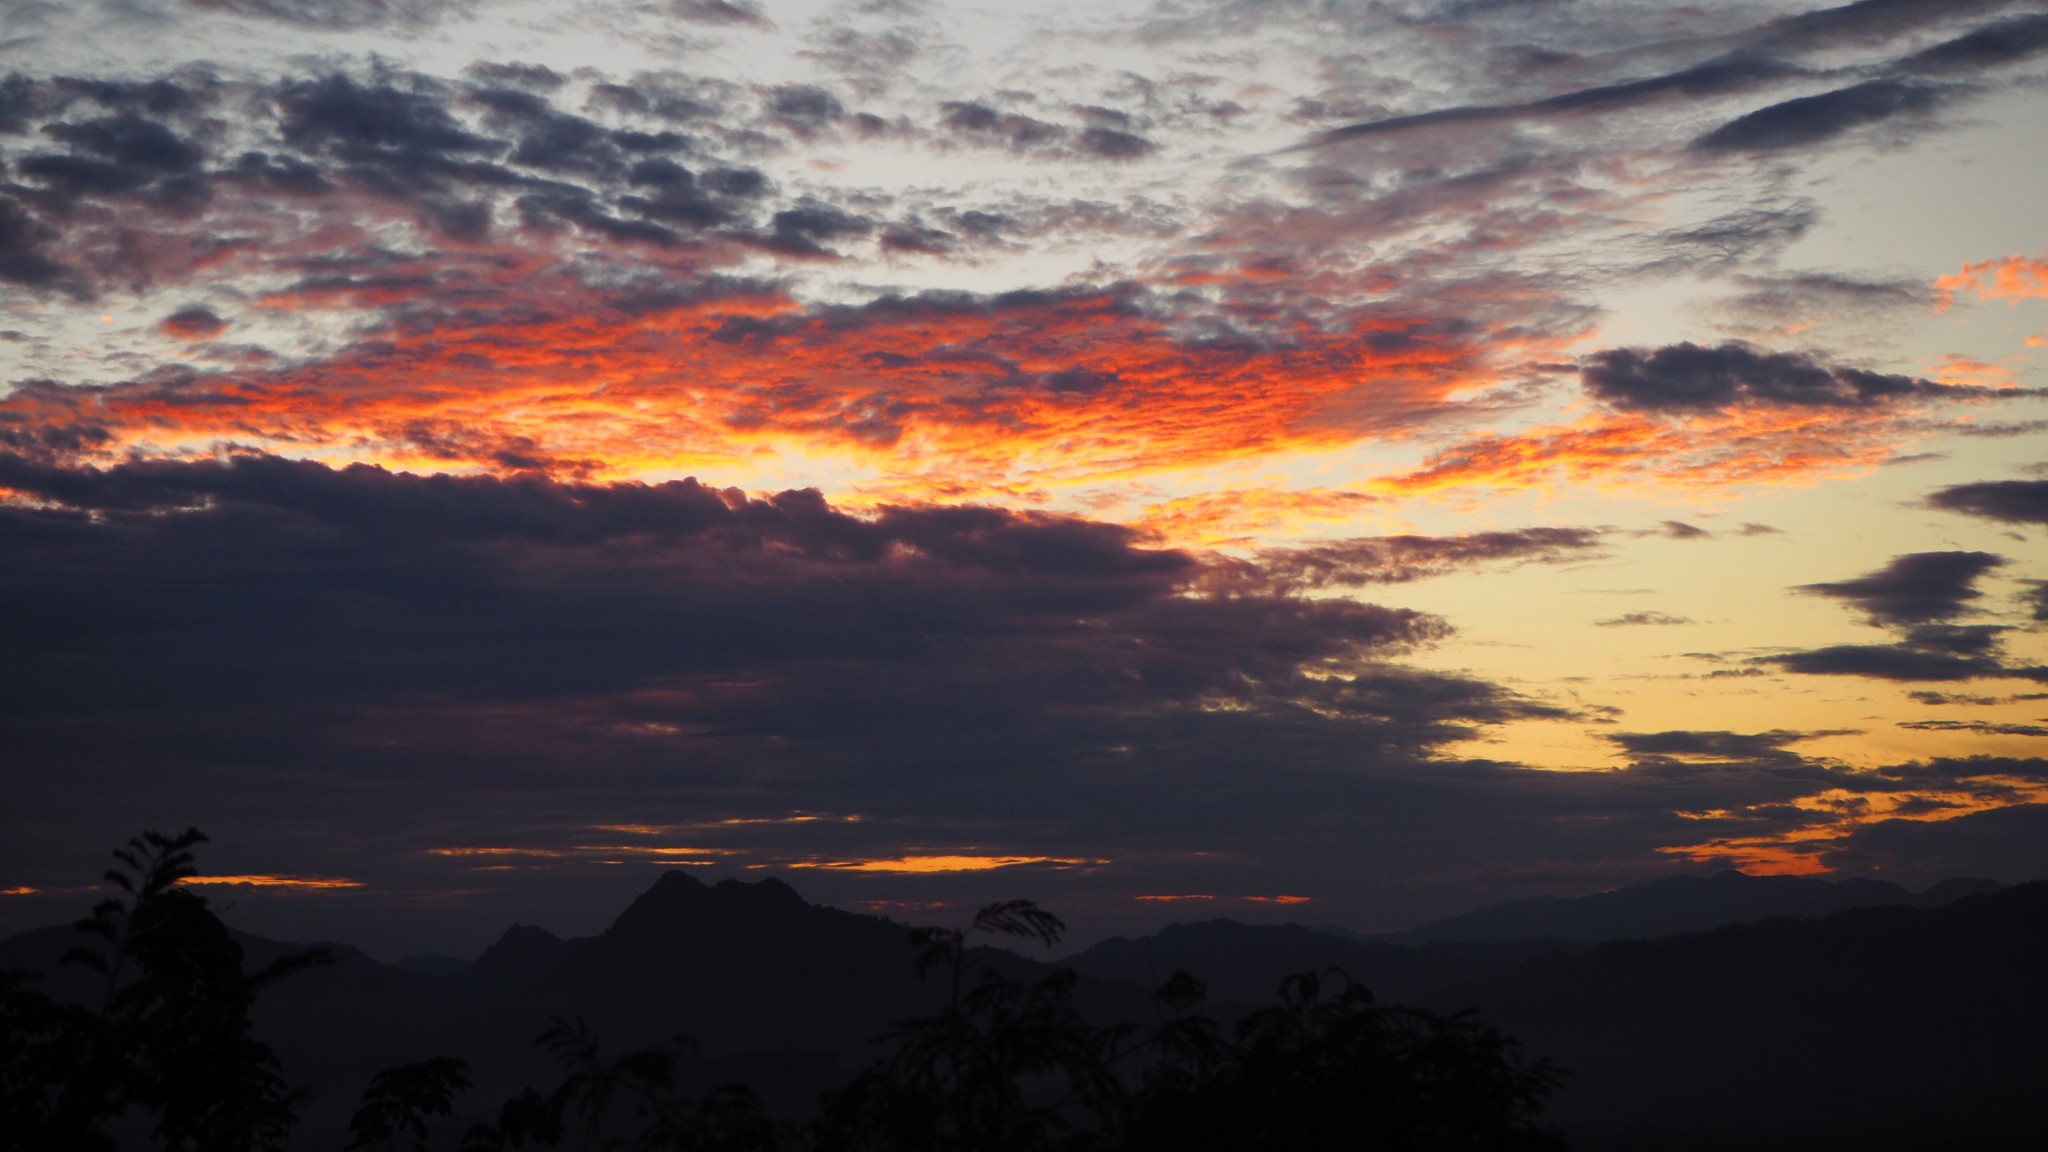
[1796, 551, 2005, 626]
[1772, 551, 2048, 684]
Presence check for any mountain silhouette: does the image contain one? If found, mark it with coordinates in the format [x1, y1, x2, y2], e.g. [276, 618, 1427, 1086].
[8, 870, 2045, 1150]
[1358, 869, 2004, 944]
[1426, 882, 2048, 1151]
[392, 952, 471, 977]
[454, 923, 587, 993]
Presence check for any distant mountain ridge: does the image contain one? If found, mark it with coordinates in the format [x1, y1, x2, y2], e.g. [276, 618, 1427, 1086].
[1351, 870, 2005, 944]
[4, 869, 2042, 1150]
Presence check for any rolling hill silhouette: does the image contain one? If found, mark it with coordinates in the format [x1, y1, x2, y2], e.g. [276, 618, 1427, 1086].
[1065, 919, 1570, 1006]
[1426, 883, 2048, 1151]
[1355, 869, 2004, 944]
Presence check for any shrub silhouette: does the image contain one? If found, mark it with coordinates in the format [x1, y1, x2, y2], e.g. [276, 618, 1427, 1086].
[455, 1019, 778, 1151]
[808, 901, 1566, 1152]
[0, 828, 325, 1151]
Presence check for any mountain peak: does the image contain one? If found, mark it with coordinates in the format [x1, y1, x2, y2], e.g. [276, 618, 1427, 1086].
[459, 922, 580, 990]
[602, 870, 821, 946]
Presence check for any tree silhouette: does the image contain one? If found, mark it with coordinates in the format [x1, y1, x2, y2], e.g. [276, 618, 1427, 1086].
[455, 1018, 778, 1152]
[0, 828, 326, 1151]
[814, 901, 1568, 1152]
[350, 1057, 473, 1151]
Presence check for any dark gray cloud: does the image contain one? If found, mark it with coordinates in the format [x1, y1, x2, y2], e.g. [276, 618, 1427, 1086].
[1713, 272, 1929, 330]
[934, 100, 1156, 161]
[1746, 0, 2039, 54]
[186, 0, 478, 29]
[1231, 527, 1603, 592]
[1581, 342, 1997, 414]
[1928, 478, 2048, 525]
[1693, 79, 1945, 152]
[765, 84, 844, 132]
[463, 61, 568, 92]
[0, 451, 1700, 951]
[1315, 56, 1797, 144]
[667, 0, 769, 27]
[1832, 798, 2048, 888]
[1606, 728, 1818, 766]
[1899, 13, 2048, 73]
[1597, 611, 1692, 628]
[2026, 583, 2048, 623]
[159, 304, 226, 338]
[0, 196, 69, 289]
[0, 64, 898, 294]
[1795, 551, 2004, 626]
[1768, 552, 2048, 683]
[1772, 645, 2016, 682]
[1077, 126, 1155, 159]
[1301, 0, 2045, 164]
[939, 101, 1066, 151]
[1898, 720, 2048, 736]
[15, 111, 208, 212]
[1907, 690, 2003, 706]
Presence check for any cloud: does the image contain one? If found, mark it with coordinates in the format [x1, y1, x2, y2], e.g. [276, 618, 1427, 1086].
[1906, 690, 2004, 707]
[1832, 798, 2048, 886]
[1749, 0, 2040, 55]
[1596, 611, 1692, 628]
[1606, 728, 1822, 766]
[1581, 342, 1980, 414]
[1929, 478, 2048, 524]
[1898, 720, 2048, 736]
[3, 451, 1779, 947]
[1794, 551, 2004, 626]
[1711, 272, 1930, 335]
[1764, 551, 2048, 684]
[0, 449, 1534, 743]
[1899, 13, 2048, 73]
[0, 197, 70, 289]
[1938, 253, 2048, 303]
[1231, 527, 1604, 592]
[463, 62, 568, 91]
[1693, 80, 1945, 152]
[187, 0, 479, 28]
[666, 0, 769, 28]
[1770, 644, 2019, 682]
[1314, 56, 1799, 145]
[158, 305, 227, 338]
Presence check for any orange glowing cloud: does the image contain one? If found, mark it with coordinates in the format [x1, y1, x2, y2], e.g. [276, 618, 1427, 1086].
[1377, 398, 1982, 498]
[1659, 779, 2048, 878]
[0, 270, 1497, 499]
[179, 874, 364, 890]
[429, 844, 735, 865]
[1937, 253, 2048, 305]
[1129, 487, 1386, 546]
[786, 854, 1104, 874]
[0, 886, 39, 896]
[1243, 894, 1313, 904]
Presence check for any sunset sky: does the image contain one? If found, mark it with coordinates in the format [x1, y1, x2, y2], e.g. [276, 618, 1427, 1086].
[4, 0, 2048, 959]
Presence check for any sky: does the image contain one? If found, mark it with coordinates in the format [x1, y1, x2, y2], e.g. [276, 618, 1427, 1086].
[3, 0, 2048, 960]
